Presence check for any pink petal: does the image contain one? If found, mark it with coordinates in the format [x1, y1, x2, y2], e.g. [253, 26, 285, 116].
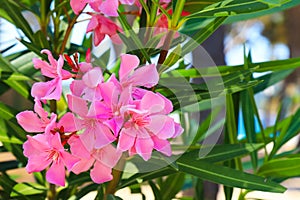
[57, 112, 77, 132]
[25, 155, 51, 173]
[46, 161, 66, 186]
[67, 94, 88, 117]
[16, 111, 45, 132]
[173, 122, 184, 138]
[68, 135, 91, 159]
[99, 0, 119, 17]
[89, 0, 102, 12]
[33, 99, 49, 121]
[130, 64, 159, 88]
[81, 86, 102, 101]
[135, 137, 154, 161]
[87, 15, 99, 33]
[60, 151, 80, 170]
[41, 49, 57, 69]
[94, 124, 116, 149]
[117, 129, 136, 151]
[70, 0, 87, 15]
[70, 80, 86, 97]
[140, 91, 165, 114]
[23, 135, 47, 157]
[119, 54, 139, 83]
[93, 144, 121, 167]
[119, 0, 135, 5]
[152, 135, 172, 156]
[32, 58, 56, 78]
[93, 30, 105, 46]
[71, 158, 94, 174]
[147, 115, 175, 139]
[90, 160, 113, 184]
[82, 67, 103, 88]
[100, 82, 116, 107]
[31, 78, 62, 100]
[48, 132, 63, 150]
[157, 93, 173, 114]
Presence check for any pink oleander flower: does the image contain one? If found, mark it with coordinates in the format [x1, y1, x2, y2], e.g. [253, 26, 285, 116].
[117, 91, 183, 161]
[87, 14, 122, 46]
[31, 50, 72, 101]
[67, 94, 116, 151]
[71, 0, 136, 16]
[68, 135, 121, 184]
[23, 132, 79, 186]
[16, 99, 56, 133]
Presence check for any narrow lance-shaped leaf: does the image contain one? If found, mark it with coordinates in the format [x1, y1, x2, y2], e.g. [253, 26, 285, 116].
[258, 157, 300, 179]
[176, 157, 286, 193]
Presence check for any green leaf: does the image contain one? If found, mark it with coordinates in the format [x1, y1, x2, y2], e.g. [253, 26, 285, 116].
[161, 173, 185, 200]
[148, 180, 162, 200]
[272, 108, 300, 155]
[184, 143, 263, 163]
[118, 12, 151, 63]
[161, 57, 300, 79]
[225, 0, 300, 23]
[181, 17, 226, 55]
[176, 158, 286, 193]
[254, 69, 294, 94]
[258, 157, 300, 178]
[0, 102, 16, 120]
[1, 0, 34, 42]
[186, 0, 290, 19]
[11, 182, 47, 197]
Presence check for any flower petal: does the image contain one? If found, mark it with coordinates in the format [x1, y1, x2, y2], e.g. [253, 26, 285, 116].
[119, 54, 140, 83]
[140, 91, 165, 114]
[130, 64, 159, 88]
[99, 0, 119, 17]
[25, 155, 51, 173]
[135, 137, 154, 161]
[67, 94, 88, 117]
[46, 161, 66, 186]
[16, 111, 45, 132]
[57, 112, 77, 133]
[82, 67, 103, 88]
[148, 115, 175, 139]
[31, 78, 62, 100]
[152, 135, 172, 156]
[117, 129, 136, 151]
[90, 160, 113, 184]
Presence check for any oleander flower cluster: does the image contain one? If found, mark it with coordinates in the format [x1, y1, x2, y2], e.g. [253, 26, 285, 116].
[16, 50, 183, 186]
[70, 0, 171, 46]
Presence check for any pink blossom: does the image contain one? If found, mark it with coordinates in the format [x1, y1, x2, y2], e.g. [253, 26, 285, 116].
[31, 50, 72, 101]
[87, 14, 122, 46]
[67, 94, 116, 151]
[68, 135, 121, 184]
[23, 132, 79, 186]
[109, 54, 158, 94]
[32, 50, 72, 79]
[117, 91, 183, 161]
[16, 99, 56, 133]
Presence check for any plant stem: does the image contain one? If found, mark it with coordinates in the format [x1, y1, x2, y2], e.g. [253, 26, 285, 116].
[59, 14, 80, 54]
[105, 153, 127, 197]
[47, 183, 56, 200]
[157, 30, 175, 70]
